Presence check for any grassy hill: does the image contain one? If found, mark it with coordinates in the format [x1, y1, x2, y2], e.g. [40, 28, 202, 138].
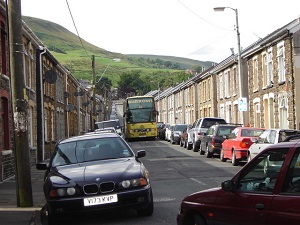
[22, 16, 214, 89]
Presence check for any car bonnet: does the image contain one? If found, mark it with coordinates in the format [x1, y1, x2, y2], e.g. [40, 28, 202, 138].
[55, 158, 142, 184]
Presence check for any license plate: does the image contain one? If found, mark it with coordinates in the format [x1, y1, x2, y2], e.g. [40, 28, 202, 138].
[84, 194, 118, 206]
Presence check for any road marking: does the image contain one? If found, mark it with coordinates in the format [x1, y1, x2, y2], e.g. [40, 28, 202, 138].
[148, 157, 192, 161]
[190, 178, 207, 185]
[154, 197, 176, 202]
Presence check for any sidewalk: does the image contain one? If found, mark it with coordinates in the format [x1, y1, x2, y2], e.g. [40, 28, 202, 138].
[0, 165, 46, 225]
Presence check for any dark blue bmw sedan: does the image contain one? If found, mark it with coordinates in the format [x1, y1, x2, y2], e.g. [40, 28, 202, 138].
[37, 132, 153, 223]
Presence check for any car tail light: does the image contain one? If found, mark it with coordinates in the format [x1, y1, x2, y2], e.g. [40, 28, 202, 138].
[211, 137, 215, 148]
[240, 138, 253, 148]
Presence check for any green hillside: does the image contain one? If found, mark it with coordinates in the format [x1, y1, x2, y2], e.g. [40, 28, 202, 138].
[22, 16, 214, 90]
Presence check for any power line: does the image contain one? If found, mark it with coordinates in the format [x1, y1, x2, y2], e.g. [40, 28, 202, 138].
[65, 0, 89, 57]
[176, 0, 231, 31]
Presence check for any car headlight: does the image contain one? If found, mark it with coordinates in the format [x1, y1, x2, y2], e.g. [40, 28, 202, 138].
[49, 187, 79, 198]
[120, 178, 148, 189]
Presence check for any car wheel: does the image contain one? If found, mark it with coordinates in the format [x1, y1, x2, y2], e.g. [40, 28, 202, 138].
[193, 142, 199, 152]
[46, 204, 58, 225]
[232, 150, 239, 166]
[187, 142, 192, 150]
[220, 149, 227, 162]
[186, 213, 206, 225]
[137, 190, 154, 217]
[205, 146, 213, 158]
[199, 145, 205, 155]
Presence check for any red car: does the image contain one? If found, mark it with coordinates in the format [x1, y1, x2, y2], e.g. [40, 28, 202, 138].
[177, 136, 300, 225]
[221, 127, 265, 166]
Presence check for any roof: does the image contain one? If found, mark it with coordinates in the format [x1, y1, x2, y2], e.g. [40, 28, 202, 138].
[59, 132, 120, 144]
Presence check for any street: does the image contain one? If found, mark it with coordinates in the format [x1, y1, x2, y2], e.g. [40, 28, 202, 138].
[41, 139, 242, 225]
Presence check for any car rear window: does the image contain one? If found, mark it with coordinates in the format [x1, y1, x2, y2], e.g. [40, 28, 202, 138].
[96, 120, 120, 129]
[201, 119, 226, 128]
[217, 127, 237, 136]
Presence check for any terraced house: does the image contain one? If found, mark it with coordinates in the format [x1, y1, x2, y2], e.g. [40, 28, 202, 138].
[154, 17, 300, 131]
[0, 1, 105, 181]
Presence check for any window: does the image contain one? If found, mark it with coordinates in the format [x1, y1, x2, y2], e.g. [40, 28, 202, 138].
[254, 102, 261, 128]
[253, 58, 259, 91]
[232, 67, 237, 95]
[262, 53, 268, 88]
[277, 42, 285, 83]
[219, 74, 224, 99]
[267, 49, 274, 86]
[224, 71, 229, 97]
[279, 96, 288, 129]
[238, 148, 288, 193]
[1, 97, 9, 150]
[282, 148, 300, 194]
[220, 105, 225, 119]
[1, 22, 7, 75]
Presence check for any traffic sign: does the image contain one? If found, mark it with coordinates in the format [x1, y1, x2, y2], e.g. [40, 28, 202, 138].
[238, 97, 247, 111]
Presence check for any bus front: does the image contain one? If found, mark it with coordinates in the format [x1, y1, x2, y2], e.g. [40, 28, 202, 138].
[124, 97, 157, 140]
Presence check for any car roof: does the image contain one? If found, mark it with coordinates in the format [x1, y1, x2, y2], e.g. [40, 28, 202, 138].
[262, 128, 300, 133]
[59, 132, 120, 144]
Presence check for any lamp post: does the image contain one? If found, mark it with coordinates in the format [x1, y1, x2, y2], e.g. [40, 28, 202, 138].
[214, 7, 245, 126]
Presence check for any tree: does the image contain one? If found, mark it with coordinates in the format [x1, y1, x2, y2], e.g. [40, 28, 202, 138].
[95, 76, 112, 96]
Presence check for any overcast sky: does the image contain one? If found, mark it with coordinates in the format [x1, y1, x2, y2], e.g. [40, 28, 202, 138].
[20, 0, 300, 63]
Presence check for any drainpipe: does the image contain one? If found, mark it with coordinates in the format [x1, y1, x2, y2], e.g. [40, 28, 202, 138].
[36, 46, 46, 162]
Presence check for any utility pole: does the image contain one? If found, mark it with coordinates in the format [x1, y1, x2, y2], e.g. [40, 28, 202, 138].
[8, 0, 33, 206]
[92, 55, 96, 129]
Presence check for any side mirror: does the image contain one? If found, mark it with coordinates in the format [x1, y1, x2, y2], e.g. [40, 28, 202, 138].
[36, 162, 48, 170]
[136, 150, 146, 158]
[221, 180, 235, 192]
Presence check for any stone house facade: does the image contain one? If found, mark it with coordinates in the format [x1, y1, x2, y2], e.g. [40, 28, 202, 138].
[155, 17, 300, 133]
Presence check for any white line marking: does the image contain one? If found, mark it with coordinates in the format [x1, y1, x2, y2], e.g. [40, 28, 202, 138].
[190, 178, 207, 185]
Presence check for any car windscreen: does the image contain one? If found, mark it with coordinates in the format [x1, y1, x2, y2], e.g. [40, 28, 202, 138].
[52, 137, 133, 166]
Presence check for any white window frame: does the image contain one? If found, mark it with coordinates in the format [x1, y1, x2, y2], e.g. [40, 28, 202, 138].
[277, 42, 285, 83]
[267, 48, 274, 86]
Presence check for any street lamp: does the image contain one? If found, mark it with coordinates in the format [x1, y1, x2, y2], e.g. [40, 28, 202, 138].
[214, 7, 244, 126]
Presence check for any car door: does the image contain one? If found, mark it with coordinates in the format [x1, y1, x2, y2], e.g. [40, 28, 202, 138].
[222, 128, 238, 158]
[215, 148, 289, 225]
[268, 147, 300, 225]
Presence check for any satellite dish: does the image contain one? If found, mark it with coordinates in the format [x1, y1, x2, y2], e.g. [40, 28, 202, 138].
[44, 69, 58, 84]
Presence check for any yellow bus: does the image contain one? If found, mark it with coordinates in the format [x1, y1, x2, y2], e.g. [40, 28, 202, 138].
[123, 96, 158, 140]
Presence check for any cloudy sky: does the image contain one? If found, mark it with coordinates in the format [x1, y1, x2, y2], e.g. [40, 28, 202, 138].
[20, 0, 300, 63]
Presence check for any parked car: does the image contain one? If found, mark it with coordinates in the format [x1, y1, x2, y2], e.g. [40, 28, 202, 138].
[188, 117, 227, 152]
[177, 138, 300, 225]
[170, 124, 188, 145]
[156, 122, 164, 137]
[165, 124, 175, 142]
[36, 132, 153, 223]
[179, 124, 192, 148]
[248, 128, 300, 162]
[221, 127, 265, 166]
[199, 124, 241, 158]
[95, 119, 123, 137]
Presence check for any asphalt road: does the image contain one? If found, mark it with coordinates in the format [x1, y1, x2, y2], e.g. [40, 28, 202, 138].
[42, 139, 242, 225]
